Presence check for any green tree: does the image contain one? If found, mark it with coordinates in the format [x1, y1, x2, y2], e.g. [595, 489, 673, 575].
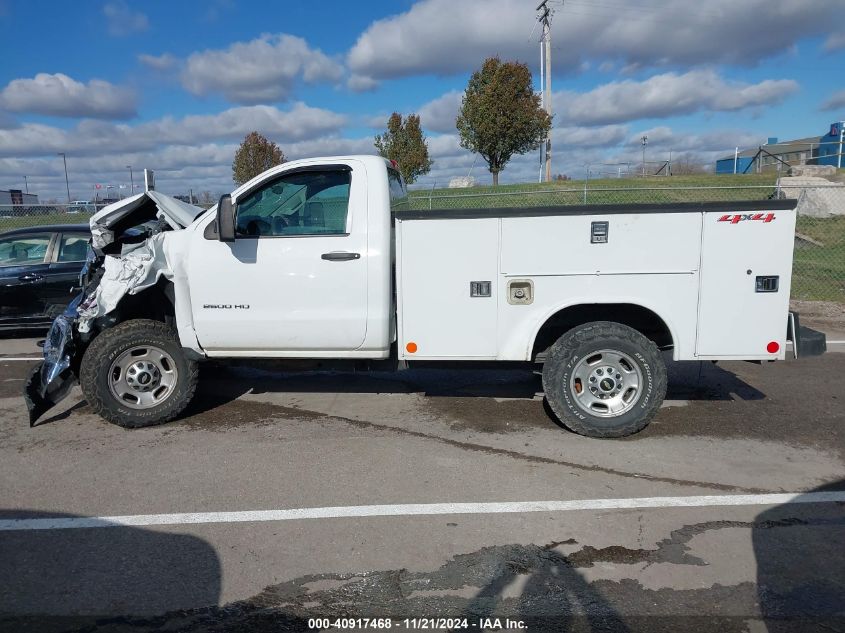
[456, 57, 552, 186]
[232, 131, 286, 186]
[374, 113, 433, 184]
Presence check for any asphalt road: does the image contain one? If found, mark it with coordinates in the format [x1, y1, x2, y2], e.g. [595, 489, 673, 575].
[0, 336, 843, 632]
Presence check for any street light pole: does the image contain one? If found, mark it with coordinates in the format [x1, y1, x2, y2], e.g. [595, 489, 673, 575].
[536, 0, 554, 183]
[23, 175, 28, 194]
[641, 136, 648, 177]
[127, 165, 134, 195]
[57, 152, 71, 203]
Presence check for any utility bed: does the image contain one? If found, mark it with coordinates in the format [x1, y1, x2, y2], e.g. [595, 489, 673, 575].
[395, 199, 798, 362]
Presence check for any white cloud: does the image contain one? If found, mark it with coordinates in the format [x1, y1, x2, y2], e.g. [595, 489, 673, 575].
[0, 111, 18, 129]
[823, 31, 845, 51]
[418, 90, 463, 133]
[138, 53, 178, 71]
[182, 34, 343, 104]
[555, 70, 798, 125]
[554, 125, 629, 148]
[0, 73, 136, 119]
[103, 1, 149, 36]
[625, 126, 765, 154]
[0, 100, 350, 201]
[347, 74, 379, 92]
[821, 89, 845, 112]
[348, 0, 842, 79]
[0, 103, 347, 158]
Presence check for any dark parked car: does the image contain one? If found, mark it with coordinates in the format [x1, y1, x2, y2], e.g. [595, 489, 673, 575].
[0, 224, 90, 331]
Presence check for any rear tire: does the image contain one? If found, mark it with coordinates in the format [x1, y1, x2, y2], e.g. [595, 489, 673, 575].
[80, 319, 198, 428]
[542, 321, 666, 438]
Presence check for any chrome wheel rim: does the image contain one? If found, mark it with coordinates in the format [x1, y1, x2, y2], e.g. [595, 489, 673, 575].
[108, 345, 178, 410]
[570, 349, 643, 418]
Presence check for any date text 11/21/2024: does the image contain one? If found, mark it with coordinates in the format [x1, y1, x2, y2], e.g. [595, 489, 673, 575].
[306, 618, 527, 629]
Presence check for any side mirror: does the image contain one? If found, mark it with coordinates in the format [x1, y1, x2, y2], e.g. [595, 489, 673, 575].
[217, 194, 236, 242]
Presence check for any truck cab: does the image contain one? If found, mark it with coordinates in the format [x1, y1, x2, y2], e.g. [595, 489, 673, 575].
[185, 156, 397, 357]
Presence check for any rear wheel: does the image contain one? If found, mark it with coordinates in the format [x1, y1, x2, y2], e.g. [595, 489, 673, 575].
[80, 319, 198, 428]
[542, 321, 666, 438]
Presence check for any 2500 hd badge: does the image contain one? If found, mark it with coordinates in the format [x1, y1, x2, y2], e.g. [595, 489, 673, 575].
[203, 304, 251, 309]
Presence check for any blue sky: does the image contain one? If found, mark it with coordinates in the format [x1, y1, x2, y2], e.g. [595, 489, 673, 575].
[1, 0, 844, 199]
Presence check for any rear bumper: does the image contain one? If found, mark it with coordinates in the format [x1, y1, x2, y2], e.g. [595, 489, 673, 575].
[787, 311, 827, 358]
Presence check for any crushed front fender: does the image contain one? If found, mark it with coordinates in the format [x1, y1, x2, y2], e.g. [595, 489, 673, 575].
[24, 297, 81, 426]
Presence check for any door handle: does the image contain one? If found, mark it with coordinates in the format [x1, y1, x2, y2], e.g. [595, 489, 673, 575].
[18, 273, 43, 282]
[321, 252, 361, 261]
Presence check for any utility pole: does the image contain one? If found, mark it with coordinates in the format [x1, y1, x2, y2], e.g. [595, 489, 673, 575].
[23, 175, 28, 194]
[127, 165, 134, 196]
[641, 136, 648, 177]
[537, 0, 555, 182]
[57, 152, 71, 202]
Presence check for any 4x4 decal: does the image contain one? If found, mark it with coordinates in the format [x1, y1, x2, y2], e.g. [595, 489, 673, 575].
[717, 213, 776, 224]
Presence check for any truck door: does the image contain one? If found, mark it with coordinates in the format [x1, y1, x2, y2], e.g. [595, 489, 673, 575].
[188, 163, 369, 353]
[696, 207, 796, 357]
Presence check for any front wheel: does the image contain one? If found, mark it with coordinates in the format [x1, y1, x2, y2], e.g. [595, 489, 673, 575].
[80, 319, 198, 428]
[542, 321, 667, 438]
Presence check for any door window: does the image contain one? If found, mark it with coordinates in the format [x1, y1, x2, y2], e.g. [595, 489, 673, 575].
[56, 233, 90, 262]
[236, 170, 351, 237]
[0, 235, 50, 266]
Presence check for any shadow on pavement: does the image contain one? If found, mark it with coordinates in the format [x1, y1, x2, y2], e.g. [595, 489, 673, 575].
[754, 480, 845, 632]
[183, 358, 766, 421]
[458, 542, 630, 632]
[0, 510, 224, 632]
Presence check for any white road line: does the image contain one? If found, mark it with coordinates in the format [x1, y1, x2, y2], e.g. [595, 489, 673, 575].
[2, 492, 844, 531]
[786, 341, 844, 345]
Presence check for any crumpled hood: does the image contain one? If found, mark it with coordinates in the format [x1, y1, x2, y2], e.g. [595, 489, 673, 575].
[89, 191, 203, 250]
[26, 190, 206, 425]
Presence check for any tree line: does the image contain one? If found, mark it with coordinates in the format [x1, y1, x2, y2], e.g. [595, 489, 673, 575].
[232, 56, 551, 187]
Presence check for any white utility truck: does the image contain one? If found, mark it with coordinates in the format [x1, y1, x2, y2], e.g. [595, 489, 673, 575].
[25, 156, 824, 437]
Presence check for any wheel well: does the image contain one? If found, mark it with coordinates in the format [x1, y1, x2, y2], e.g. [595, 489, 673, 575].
[532, 303, 674, 360]
[111, 279, 175, 325]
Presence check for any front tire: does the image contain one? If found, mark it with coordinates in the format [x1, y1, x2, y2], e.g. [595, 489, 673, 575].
[542, 321, 667, 438]
[80, 319, 198, 428]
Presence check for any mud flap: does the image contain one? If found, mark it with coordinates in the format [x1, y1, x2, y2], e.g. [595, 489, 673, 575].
[787, 311, 827, 358]
[24, 363, 75, 427]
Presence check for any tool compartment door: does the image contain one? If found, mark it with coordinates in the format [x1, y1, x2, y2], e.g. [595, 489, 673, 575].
[696, 208, 796, 357]
[397, 217, 499, 359]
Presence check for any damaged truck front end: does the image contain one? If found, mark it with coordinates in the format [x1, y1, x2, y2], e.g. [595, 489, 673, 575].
[24, 192, 204, 426]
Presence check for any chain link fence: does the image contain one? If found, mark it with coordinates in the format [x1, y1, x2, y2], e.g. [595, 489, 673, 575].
[2, 184, 843, 307]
